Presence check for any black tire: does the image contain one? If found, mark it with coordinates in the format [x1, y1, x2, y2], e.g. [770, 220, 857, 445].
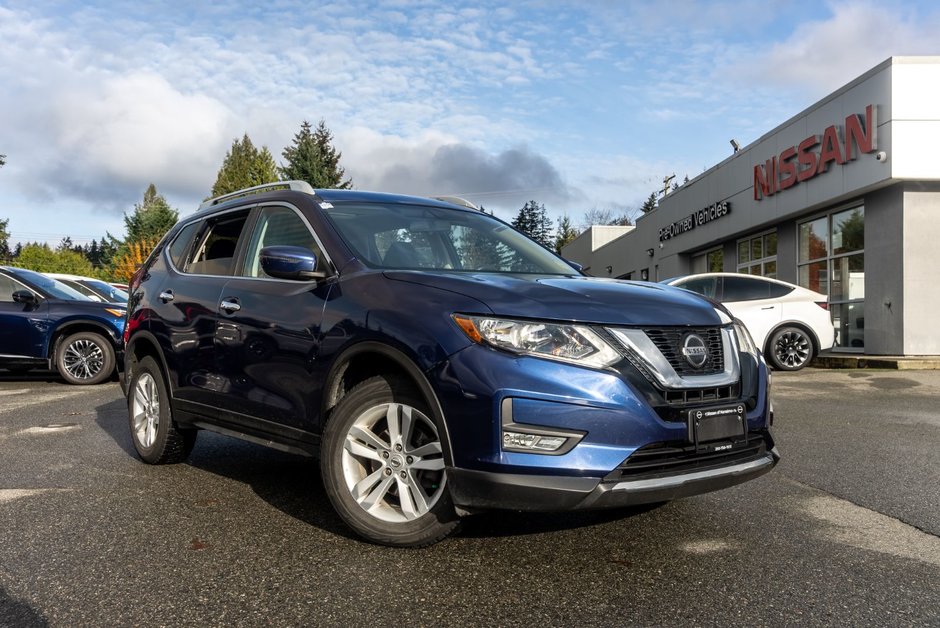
[321, 375, 460, 547]
[56, 331, 115, 385]
[767, 326, 815, 371]
[127, 355, 197, 464]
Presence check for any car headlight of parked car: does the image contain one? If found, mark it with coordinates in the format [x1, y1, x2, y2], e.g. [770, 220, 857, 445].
[453, 314, 620, 369]
[733, 319, 760, 357]
[104, 308, 127, 319]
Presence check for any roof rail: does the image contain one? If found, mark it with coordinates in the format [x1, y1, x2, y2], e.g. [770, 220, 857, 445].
[198, 180, 315, 211]
[433, 196, 480, 210]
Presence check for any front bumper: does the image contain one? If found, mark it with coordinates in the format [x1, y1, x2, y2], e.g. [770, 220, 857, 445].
[447, 447, 780, 511]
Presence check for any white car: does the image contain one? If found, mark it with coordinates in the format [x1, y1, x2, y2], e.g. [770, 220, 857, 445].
[46, 273, 129, 304]
[664, 273, 834, 371]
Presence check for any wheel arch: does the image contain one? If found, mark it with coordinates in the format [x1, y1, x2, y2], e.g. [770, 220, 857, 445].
[49, 320, 120, 359]
[321, 341, 455, 466]
[125, 330, 174, 396]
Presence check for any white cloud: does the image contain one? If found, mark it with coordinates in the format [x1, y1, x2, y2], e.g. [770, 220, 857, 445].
[49, 72, 233, 199]
[729, 1, 940, 96]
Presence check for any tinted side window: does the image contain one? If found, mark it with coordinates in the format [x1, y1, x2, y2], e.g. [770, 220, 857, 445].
[168, 221, 200, 270]
[721, 276, 775, 302]
[767, 282, 794, 298]
[241, 206, 325, 278]
[677, 276, 718, 299]
[0, 274, 20, 302]
[184, 211, 251, 276]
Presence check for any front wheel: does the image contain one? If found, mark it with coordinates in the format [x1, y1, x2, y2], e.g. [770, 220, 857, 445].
[56, 332, 115, 385]
[321, 375, 459, 547]
[767, 326, 815, 371]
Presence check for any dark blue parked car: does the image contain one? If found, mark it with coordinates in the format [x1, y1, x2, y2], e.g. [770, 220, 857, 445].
[123, 182, 778, 546]
[0, 266, 126, 384]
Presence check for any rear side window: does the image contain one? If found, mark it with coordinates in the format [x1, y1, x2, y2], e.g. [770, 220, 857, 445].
[168, 221, 200, 270]
[722, 276, 793, 302]
[183, 210, 251, 276]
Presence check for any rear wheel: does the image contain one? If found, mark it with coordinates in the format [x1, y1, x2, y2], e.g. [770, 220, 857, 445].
[321, 375, 459, 547]
[767, 326, 815, 371]
[128, 355, 197, 464]
[56, 332, 115, 385]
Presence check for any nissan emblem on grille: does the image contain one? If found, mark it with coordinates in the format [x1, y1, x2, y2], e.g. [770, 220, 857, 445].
[681, 333, 709, 368]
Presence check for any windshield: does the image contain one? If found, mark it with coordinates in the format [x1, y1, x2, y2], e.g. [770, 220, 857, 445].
[322, 203, 577, 275]
[11, 268, 93, 301]
[83, 278, 129, 303]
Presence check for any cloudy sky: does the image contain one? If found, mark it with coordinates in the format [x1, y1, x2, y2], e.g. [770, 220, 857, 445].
[1, 0, 939, 246]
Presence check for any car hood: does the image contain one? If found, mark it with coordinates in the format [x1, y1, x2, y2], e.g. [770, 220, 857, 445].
[383, 271, 727, 327]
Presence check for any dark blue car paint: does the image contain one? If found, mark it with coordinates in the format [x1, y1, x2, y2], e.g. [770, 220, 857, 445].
[0, 267, 125, 369]
[125, 188, 775, 513]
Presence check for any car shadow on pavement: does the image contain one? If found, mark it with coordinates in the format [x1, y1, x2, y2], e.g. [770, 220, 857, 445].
[459, 502, 667, 539]
[0, 585, 48, 628]
[93, 396, 358, 541]
[0, 369, 64, 385]
[93, 396, 665, 544]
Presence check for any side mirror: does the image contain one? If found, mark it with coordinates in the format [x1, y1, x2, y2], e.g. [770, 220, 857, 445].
[567, 260, 583, 273]
[259, 245, 327, 281]
[12, 290, 38, 305]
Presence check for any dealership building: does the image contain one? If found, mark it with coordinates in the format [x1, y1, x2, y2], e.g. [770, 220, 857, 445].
[563, 57, 940, 356]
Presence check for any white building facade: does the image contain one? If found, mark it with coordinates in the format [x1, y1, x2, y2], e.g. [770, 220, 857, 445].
[563, 57, 940, 356]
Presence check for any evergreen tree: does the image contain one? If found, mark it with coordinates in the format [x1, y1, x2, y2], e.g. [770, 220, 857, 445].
[211, 134, 279, 196]
[280, 119, 352, 189]
[640, 192, 658, 214]
[554, 215, 578, 254]
[0, 218, 10, 262]
[511, 200, 553, 249]
[58, 236, 74, 252]
[124, 184, 179, 244]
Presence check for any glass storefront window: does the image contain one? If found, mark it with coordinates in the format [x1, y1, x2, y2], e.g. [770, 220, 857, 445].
[798, 205, 864, 351]
[832, 302, 865, 349]
[764, 232, 777, 257]
[799, 217, 828, 262]
[798, 260, 829, 295]
[832, 207, 864, 255]
[830, 254, 865, 301]
[736, 230, 776, 278]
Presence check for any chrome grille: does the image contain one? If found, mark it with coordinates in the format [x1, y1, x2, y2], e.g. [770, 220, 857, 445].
[643, 327, 724, 375]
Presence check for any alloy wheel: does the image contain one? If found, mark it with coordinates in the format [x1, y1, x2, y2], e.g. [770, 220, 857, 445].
[62, 339, 105, 380]
[341, 402, 446, 523]
[773, 330, 811, 368]
[132, 373, 160, 448]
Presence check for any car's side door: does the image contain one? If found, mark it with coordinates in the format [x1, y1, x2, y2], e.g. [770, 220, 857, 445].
[211, 203, 334, 446]
[148, 209, 253, 414]
[720, 276, 784, 350]
[0, 273, 48, 361]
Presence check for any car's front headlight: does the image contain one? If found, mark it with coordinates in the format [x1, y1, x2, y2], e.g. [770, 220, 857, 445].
[104, 307, 127, 319]
[453, 314, 620, 368]
[733, 320, 760, 357]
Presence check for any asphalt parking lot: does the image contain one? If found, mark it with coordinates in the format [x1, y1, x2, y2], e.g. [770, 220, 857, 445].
[1, 369, 938, 627]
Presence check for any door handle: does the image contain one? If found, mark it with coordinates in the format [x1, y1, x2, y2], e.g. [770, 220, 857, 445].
[761, 306, 775, 310]
[159, 290, 174, 303]
[219, 299, 241, 314]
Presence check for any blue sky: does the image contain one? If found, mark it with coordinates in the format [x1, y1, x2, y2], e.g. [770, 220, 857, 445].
[1, 0, 939, 246]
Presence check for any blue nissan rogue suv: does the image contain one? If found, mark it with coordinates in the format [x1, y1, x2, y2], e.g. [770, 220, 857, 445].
[123, 181, 778, 546]
[1, 266, 125, 384]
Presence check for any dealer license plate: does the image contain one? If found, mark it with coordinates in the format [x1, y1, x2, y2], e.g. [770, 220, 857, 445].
[686, 403, 747, 445]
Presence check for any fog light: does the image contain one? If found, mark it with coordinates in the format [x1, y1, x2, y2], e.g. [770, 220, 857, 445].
[502, 431, 567, 452]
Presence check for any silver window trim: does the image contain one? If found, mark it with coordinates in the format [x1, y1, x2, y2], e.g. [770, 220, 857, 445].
[608, 326, 740, 389]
